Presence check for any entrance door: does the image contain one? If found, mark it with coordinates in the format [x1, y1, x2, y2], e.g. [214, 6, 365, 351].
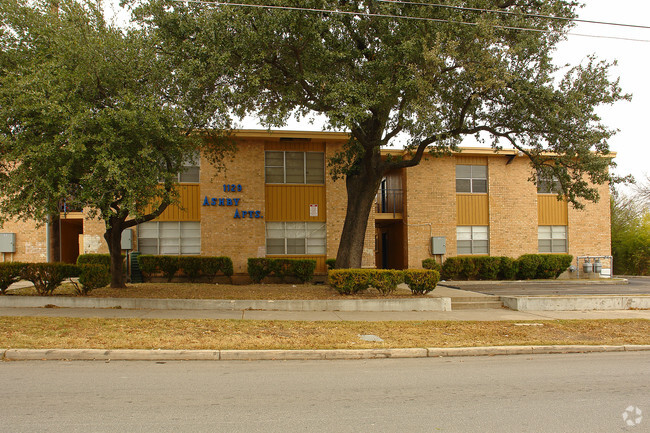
[60, 219, 83, 263]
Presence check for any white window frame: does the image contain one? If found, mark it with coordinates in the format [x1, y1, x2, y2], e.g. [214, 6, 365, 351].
[137, 221, 201, 255]
[456, 165, 488, 193]
[537, 171, 562, 194]
[538, 225, 567, 253]
[264, 151, 325, 184]
[265, 222, 326, 255]
[456, 226, 489, 255]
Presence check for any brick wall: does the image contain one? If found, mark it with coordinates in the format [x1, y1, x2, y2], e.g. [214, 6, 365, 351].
[0, 219, 47, 262]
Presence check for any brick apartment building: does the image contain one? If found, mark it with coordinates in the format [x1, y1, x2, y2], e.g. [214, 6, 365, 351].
[0, 130, 612, 275]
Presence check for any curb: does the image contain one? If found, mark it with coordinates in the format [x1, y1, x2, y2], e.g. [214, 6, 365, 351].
[2, 345, 649, 361]
[0, 296, 452, 312]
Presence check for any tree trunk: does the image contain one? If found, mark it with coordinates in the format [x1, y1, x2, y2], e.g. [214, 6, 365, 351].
[335, 163, 384, 269]
[104, 218, 126, 288]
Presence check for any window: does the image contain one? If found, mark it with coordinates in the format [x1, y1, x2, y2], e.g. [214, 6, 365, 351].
[178, 151, 200, 183]
[537, 171, 562, 194]
[266, 222, 326, 255]
[456, 165, 487, 193]
[265, 151, 325, 184]
[457, 226, 489, 255]
[538, 226, 567, 253]
[137, 221, 201, 255]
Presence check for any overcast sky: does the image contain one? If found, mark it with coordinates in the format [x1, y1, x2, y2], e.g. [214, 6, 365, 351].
[106, 0, 649, 185]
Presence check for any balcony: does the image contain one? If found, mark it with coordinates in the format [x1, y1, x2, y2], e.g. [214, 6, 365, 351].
[375, 188, 403, 219]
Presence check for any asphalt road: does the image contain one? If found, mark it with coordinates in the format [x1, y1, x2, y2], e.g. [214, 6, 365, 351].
[1, 352, 648, 432]
[446, 276, 650, 297]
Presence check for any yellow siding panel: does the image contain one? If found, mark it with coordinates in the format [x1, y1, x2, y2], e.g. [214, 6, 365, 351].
[265, 185, 326, 221]
[455, 156, 488, 166]
[264, 141, 326, 152]
[538, 195, 568, 225]
[457, 194, 489, 225]
[267, 255, 327, 274]
[154, 184, 201, 222]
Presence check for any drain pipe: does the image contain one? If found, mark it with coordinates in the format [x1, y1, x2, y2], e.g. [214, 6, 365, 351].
[46, 216, 51, 262]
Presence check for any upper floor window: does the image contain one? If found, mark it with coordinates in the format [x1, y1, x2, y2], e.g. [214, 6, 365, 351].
[456, 165, 487, 193]
[177, 151, 200, 183]
[265, 151, 325, 184]
[537, 171, 562, 194]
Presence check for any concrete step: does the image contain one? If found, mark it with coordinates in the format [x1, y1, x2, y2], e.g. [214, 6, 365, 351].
[451, 300, 505, 310]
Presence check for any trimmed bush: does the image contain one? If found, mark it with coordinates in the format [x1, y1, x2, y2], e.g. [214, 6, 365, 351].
[498, 256, 518, 280]
[20, 263, 78, 295]
[77, 254, 111, 268]
[72, 264, 110, 295]
[326, 259, 336, 270]
[178, 256, 202, 282]
[137, 255, 158, 281]
[536, 254, 573, 279]
[201, 256, 234, 281]
[328, 269, 371, 295]
[441, 257, 463, 280]
[516, 254, 543, 279]
[422, 258, 442, 272]
[157, 256, 179, 282]
[247, 258, 316, 283]
[367, 269, 403, 296]
[403, 269, 440, 295]
[0, 262, 25, 295]
[474, 257, 501, 280]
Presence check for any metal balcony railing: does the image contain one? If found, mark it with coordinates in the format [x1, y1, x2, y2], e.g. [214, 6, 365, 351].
[375, 188, 403, 216]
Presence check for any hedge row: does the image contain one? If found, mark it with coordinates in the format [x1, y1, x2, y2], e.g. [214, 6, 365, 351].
[328, 269, 440, 295]
[0, 262, 109, 296]
[247, 258, 316, 283]
[137, 255, 234, 282]
[438, 254, 573, 281]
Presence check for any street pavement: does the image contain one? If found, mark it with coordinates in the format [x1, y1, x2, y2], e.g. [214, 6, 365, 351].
[1, 352, 648, 432]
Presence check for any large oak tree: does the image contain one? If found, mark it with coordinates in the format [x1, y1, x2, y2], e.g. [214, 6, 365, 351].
[0, 0, 232, 287]
[138, 0, 627, 268]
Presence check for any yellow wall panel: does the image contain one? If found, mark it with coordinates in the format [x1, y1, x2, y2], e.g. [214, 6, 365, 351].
[265, 185, 326, 221]
[153, 184, 201, 222]
[457, 194, 489, 225]
[454, 156, 488, 166]
[538, 195, 568, 225]
[264, 141, 326, 152]
[267, 255, 327, 274]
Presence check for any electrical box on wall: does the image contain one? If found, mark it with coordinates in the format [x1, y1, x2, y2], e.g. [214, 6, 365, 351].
[0, 233, 16, 253]
[121, 229, 133, 250]
[431, 237, 446, 255]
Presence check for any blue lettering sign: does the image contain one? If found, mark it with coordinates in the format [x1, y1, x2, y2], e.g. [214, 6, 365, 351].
[233, 209, 240, 218]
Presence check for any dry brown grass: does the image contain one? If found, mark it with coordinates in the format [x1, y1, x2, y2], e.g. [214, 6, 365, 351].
[9, 282, 423, 300]
[0, 317, 648, 350]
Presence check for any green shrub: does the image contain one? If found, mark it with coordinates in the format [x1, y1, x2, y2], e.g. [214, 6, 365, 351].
[498, 256, 518, 280]
[474, 257, 501, 280]
[156, 256, 179, 282]
[178, 256, 202, 282]
[247, 258, 274, 283]
[290, 259, 317, 283]
[71, 264, 110, 295]
[137, 255, 158, 281]
[422, 258, 442, 272]
[326, 259, 336, 270]
[328, 269, 371, 295]
[441, 257, 463, 280]
[403, 269, 440, 295]
[459, 257, 480, 280]
[76, 254, 111, 268]
[537, 254, 573, 279]
[368, 270, 403, 296]
[200, 256, 234, 281]
[0, 262, 25, 295]
[20, 263, 78, 295]
[516, 254, 542, 279]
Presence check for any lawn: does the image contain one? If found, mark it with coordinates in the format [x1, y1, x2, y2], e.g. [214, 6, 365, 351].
[0, 317, 648, 350]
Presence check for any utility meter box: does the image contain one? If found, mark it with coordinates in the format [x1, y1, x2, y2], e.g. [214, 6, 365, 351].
[121, 229, 133, 250]
[431, 237, 446, 255]
[0, 233, 16, 253]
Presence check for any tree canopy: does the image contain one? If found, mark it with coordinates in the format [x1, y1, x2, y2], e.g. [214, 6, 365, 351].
[0, 0, 233, 286]
[134, 0, 629, 268]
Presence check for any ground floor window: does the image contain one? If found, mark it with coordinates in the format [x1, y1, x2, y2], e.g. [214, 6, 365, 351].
[137, 221, 201, 255]
[457, 226, 489, 255]
[538, 225, 567, 253]
[266, 222, 326, 255]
